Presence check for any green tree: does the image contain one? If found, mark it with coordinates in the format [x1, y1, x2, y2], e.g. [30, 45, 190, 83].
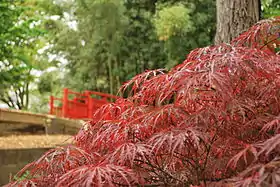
[0, 1, 47, 110]
[153, 0, 216, 67]
[42, 0, 164, 94]
[28, 69, 63, 113]
[41, 0, 216, 95]
[262, 0, 280, 18]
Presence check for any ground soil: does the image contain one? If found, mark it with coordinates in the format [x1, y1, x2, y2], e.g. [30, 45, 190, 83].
[0, 134, 73, 149]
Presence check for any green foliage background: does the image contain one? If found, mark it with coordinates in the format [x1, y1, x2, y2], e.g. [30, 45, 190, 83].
[42, 0, 216, 96]
[0, 0, 47, 110]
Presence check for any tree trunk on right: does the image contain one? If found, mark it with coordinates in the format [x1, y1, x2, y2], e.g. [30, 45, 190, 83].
[215, 0, 261, 44]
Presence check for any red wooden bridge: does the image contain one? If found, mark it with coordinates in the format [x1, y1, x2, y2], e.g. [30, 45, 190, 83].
[49, 88, 119, 120]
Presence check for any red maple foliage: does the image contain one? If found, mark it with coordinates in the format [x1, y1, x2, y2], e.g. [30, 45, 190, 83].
[5, 17, 280, 187]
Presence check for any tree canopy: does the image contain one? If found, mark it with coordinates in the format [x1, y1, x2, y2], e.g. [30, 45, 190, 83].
[39, 0, 216, 96]
[0, 1, 46, 109]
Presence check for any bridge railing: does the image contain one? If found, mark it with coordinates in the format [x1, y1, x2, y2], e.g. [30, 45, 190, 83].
[49, 88, 119, 119]
[49, 96, 62, 117]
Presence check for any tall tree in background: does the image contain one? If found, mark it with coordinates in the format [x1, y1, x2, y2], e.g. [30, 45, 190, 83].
[215, 0, 261, 44]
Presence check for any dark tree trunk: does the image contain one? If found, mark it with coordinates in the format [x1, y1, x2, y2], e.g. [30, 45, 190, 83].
[215, 0, 261, 44]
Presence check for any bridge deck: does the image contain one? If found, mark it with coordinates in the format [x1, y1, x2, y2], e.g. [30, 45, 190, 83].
[0, 108, 83, 135]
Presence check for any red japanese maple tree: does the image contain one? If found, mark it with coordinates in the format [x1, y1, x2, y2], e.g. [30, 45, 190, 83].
[6, 17, 280, 187]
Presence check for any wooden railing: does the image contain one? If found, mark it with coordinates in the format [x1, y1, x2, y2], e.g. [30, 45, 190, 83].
[49, 88, 119, 119]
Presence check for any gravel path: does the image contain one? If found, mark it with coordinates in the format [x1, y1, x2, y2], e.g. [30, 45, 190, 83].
[0, 135, 73, 149]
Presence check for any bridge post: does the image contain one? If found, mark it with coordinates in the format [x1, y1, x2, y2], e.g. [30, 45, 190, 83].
[62, 88, 69, 118]
[85, 91, 93, 119]
[49, 96, 54, 115]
